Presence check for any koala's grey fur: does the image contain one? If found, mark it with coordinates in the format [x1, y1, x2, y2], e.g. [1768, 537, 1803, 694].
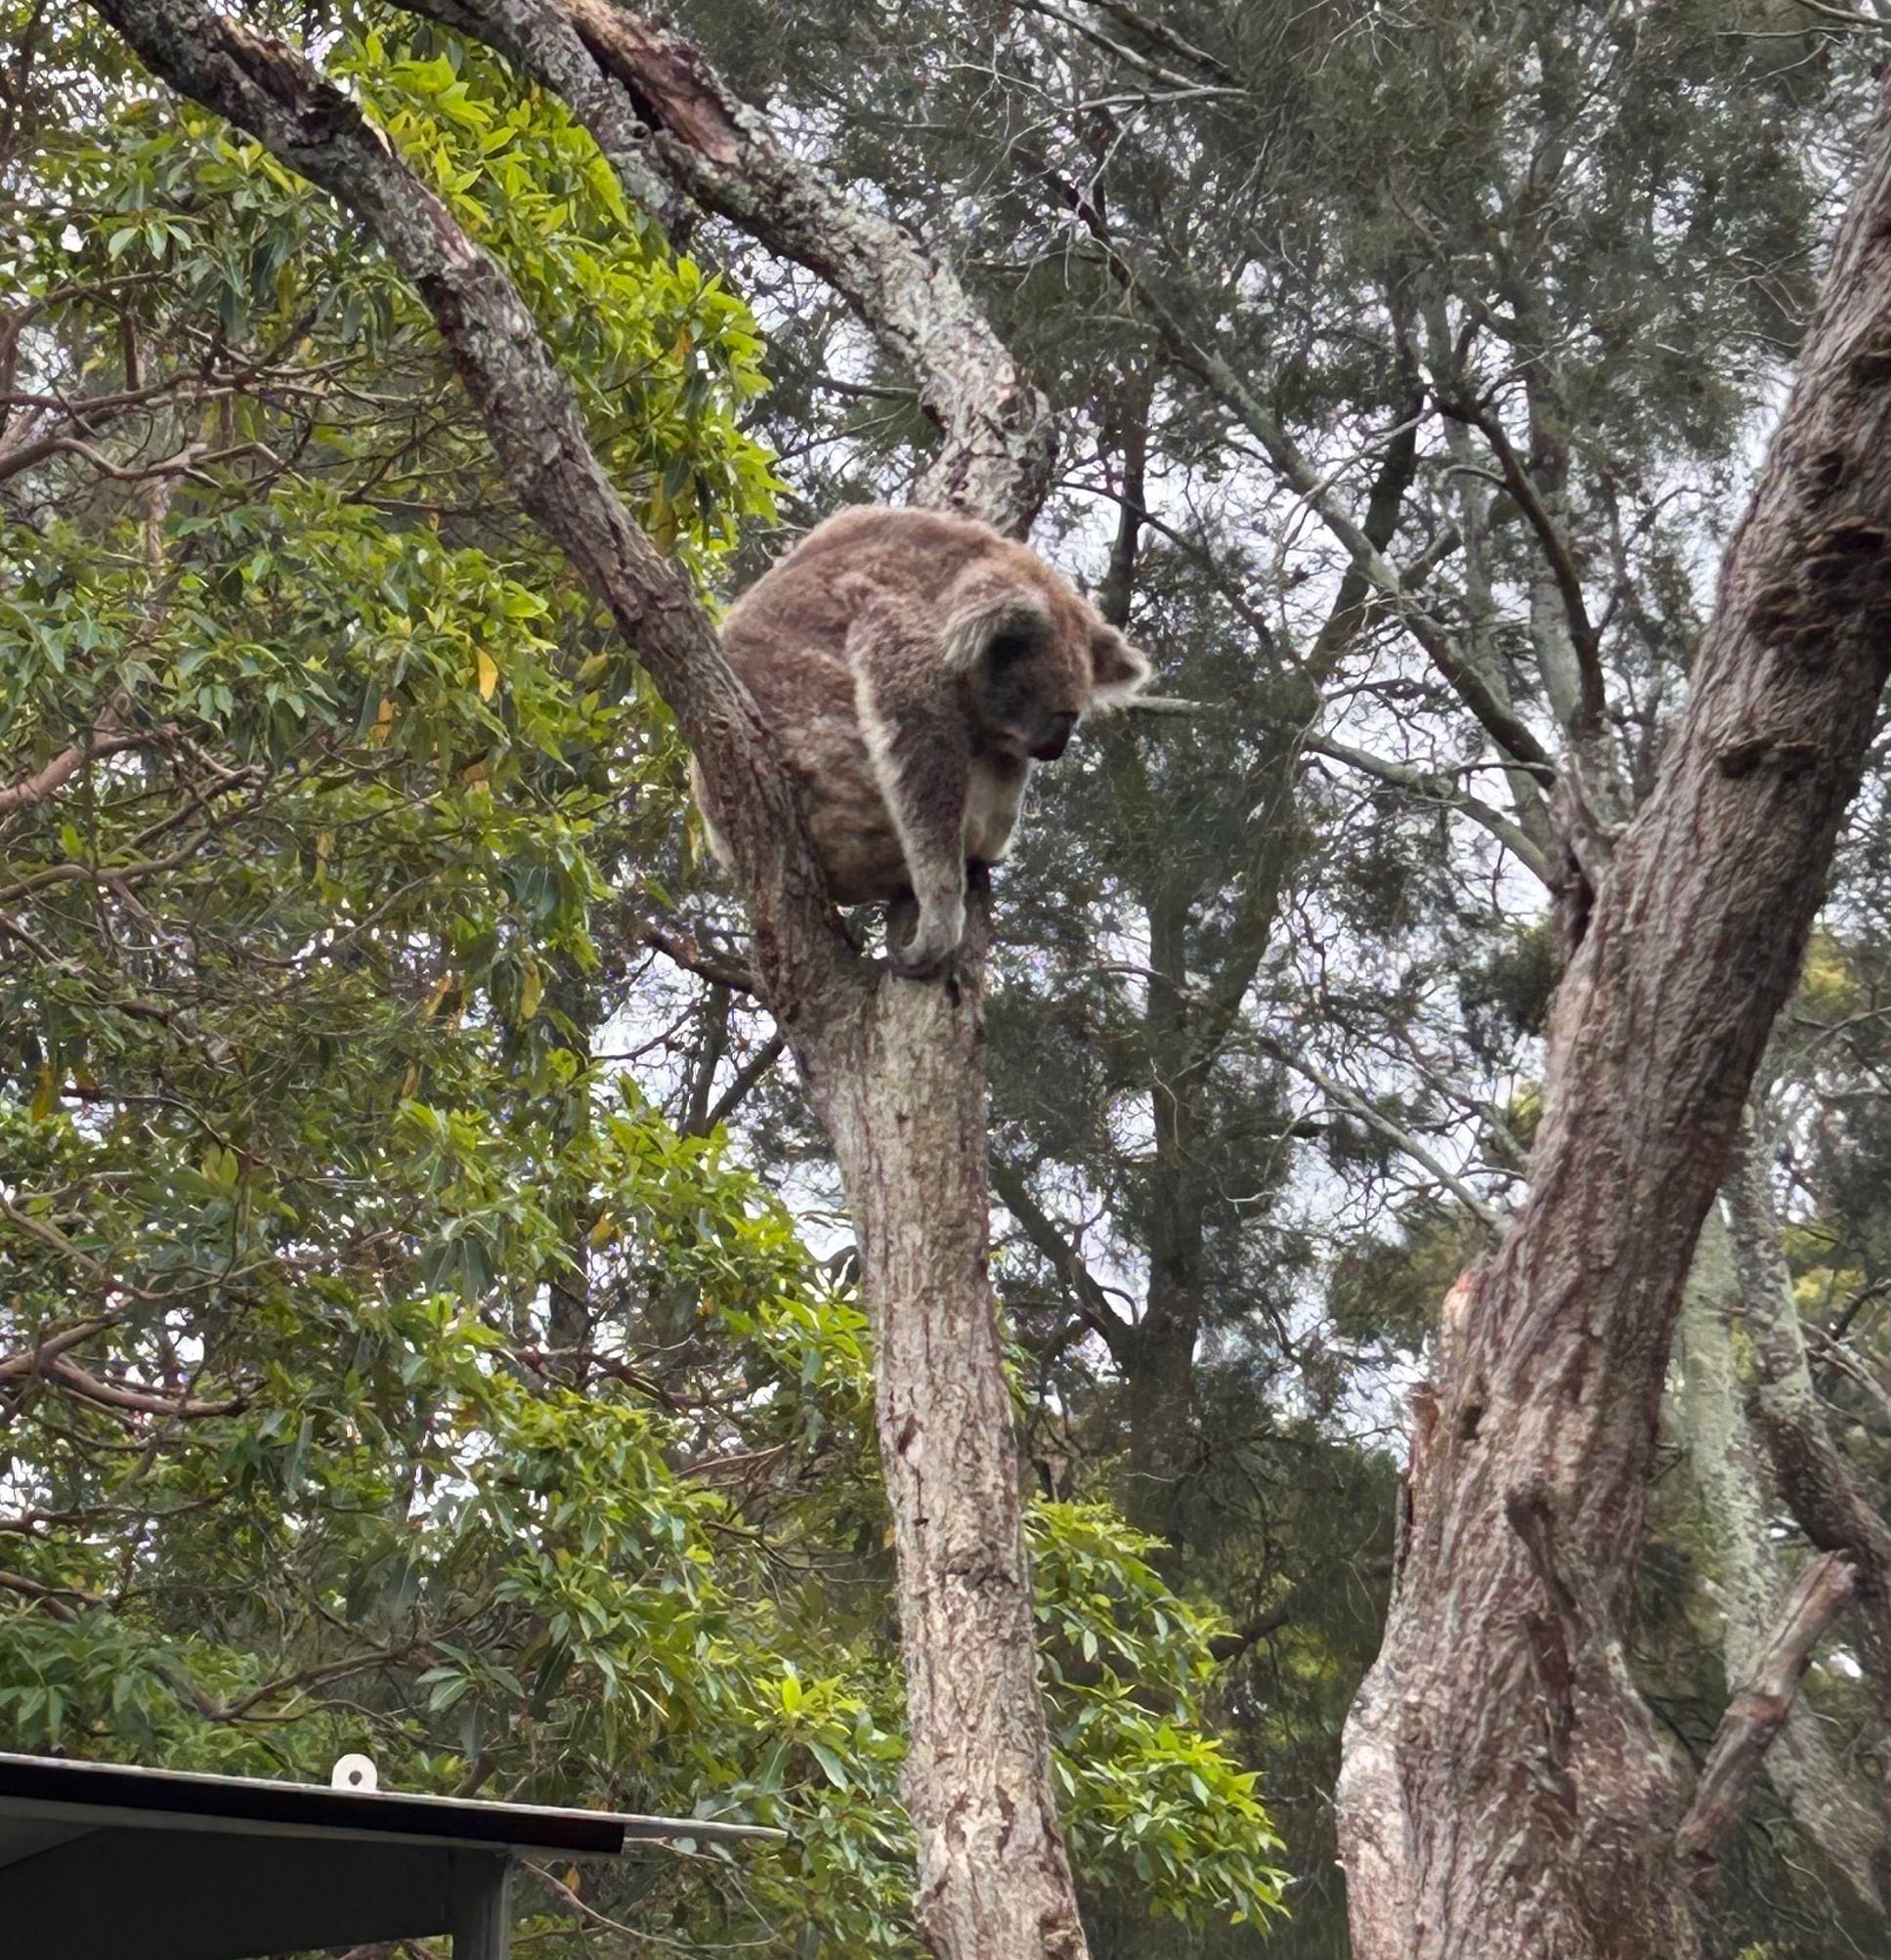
[690, 505, 1151, 974]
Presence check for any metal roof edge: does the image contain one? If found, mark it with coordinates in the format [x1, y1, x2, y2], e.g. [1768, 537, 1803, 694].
[0, 1753, 783, 1852]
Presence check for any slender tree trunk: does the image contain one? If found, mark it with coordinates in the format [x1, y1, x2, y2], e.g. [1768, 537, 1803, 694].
[1339, 87, 1891, 1959]
[1119, 1308, 1198, 1545]
[1677, 1203, 1886, 1915]
[807, 940, 1086, 1960]
[1721, 1114, 1891, 1872]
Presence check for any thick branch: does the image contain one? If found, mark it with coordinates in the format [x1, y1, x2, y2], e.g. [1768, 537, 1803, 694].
[398, 0, 1055, 531]
[38, 1354, 244, 1420]
[1675, 1551, 1858, 1881]
[0, 731, 153, 816]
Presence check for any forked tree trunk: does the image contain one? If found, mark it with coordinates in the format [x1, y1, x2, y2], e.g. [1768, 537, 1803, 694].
[80, 9, 1089, 1959]
[1338, 86, 1891, 1959]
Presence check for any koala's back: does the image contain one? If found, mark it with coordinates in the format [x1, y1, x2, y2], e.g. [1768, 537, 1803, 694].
[717, 630, 907, 906]
[721, 505, 1012, 657]
[712, 507, 1070, 909]
[716, 510, 1004, 908]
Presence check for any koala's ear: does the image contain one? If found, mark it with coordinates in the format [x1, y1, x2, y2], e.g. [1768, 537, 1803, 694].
[940, 577, 1053, 673]
[1088, 624, 1152, 706]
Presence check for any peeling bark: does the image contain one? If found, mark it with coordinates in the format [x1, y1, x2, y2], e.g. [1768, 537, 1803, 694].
[82, 7, 1084, 1956]
[1339, 87, 1891, 1959]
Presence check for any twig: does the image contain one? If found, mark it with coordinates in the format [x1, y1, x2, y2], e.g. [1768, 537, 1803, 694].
[635, 916, 758, 995]
[696, 1031, 786, 1133]
[1254, 1035, 1501, 1231]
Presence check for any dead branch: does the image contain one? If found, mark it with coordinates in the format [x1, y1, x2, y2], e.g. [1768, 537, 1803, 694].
[1675, 1551, 1858, 1883]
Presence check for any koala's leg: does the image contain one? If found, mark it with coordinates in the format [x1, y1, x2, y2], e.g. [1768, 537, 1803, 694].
[849, 608, 972, 977]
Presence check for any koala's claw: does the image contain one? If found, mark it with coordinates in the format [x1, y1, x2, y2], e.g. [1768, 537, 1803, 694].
[888, 931, 958, 980]
[888, 904, 965, 979]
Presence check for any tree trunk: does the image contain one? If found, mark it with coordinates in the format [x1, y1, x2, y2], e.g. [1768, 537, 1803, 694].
[807, 935, 1087, 1960]
[1338, 86, 1891, 1959]
[1721, 1113, 1891, 1872]
[1119, 1307, 1198, 1547]
[1676, 1204, 1885, 1914]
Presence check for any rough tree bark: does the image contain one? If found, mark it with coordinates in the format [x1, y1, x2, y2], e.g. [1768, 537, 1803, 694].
[1337, 86, 1891, 1959]
[82, 7, 1086, 1957]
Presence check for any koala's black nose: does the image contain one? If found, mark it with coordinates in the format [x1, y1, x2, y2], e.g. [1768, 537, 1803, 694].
[1031, 712, 1079, 761]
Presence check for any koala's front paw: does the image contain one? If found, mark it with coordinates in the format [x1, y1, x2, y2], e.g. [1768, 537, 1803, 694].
[889, 898, 966, 979]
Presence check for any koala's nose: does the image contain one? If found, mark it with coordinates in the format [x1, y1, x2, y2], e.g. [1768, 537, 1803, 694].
[1031, 712, 1080, 761]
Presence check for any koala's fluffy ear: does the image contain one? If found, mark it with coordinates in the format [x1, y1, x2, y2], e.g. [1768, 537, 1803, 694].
[1088, 624, 1152, 707]
[940, 573, 1053, 673]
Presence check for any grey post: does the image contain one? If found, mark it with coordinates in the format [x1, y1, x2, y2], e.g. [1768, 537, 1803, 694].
[450, 1853, 513, 1960]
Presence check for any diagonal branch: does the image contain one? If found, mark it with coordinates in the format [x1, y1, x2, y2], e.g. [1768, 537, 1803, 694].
[388, 0, 1055, 533]
[1436, 395, 1604, 738]
[694, 1031, 786, 1136]
[0, 730, 157, 816]
[989, 1158, 1130, 1358]
[84, 0, 854, 1028]
[1092, 246, 1554, 778]
[1674, 1551, 1858, 1883]
[1303, 731, 1556, 885]
[1252, 1034, 1502, 1232]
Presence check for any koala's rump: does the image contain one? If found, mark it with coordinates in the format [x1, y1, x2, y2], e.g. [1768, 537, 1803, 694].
[733, 640, 909, 906]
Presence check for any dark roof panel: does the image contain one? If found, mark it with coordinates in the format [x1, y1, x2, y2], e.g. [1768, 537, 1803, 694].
[0, 1752, 779, 1855]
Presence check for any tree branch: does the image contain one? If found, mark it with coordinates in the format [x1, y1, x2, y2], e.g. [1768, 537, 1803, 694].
[693, 1031, 785, 1135]
[85, 0, 853, 1028]
[1302, 731, 1556, 885]
[1252, 1034, 1502, 1231]
[989, 1158, 1129, 1357]
[1092, 244, 1554, 778]
[0, 730, 156, 816]
[1436, 396, 1604, 738]
[391, 0, 1055, 532]
[632, 914, 757, 994]
[1674, 1551, 1858, 1882]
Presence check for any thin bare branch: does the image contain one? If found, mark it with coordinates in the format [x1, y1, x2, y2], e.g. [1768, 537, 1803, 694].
[1436, 396, 1605, 738]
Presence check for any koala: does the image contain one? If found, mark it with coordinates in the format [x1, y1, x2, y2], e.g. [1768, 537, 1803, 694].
[691, 505, 1150, 975]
